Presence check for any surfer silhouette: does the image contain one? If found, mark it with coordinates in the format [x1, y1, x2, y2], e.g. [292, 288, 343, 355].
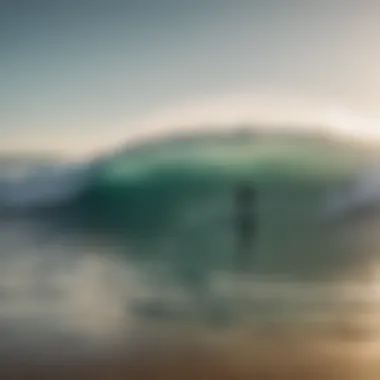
[234, 183, 257, 268]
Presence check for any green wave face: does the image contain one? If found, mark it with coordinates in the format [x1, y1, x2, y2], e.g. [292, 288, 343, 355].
[70, 133, 371, 281]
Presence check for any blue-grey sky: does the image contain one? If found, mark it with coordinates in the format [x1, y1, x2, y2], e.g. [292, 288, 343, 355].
[2, 1, 380, 155]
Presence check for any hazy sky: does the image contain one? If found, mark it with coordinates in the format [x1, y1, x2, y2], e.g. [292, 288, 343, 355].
[2, 1, 380, 156]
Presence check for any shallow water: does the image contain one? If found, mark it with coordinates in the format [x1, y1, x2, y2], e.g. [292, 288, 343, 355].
[1, 214, 380, 372]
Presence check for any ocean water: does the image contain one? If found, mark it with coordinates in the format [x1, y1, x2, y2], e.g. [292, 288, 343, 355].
[1, 130, 380, 377]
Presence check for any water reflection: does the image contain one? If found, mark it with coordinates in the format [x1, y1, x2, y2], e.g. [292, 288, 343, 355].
[0, 210, 380, 378]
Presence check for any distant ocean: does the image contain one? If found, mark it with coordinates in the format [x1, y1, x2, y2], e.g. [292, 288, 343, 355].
[0, 126, 380, 376]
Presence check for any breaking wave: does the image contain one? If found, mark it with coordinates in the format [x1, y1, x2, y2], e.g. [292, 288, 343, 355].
[2, 126, 377, 283]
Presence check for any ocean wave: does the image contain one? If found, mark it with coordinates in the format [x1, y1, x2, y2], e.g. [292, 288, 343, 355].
[38, 128, 373, 280]
[1, 126, 380, 293]
[0, 127, 372, 220]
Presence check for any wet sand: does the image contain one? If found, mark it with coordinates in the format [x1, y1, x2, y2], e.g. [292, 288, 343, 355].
[0, 325, 379, 380]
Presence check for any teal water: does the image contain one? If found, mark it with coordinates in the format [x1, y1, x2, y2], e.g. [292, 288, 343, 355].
[68, 134, 366, 279]
[0, 132, 379, 361]
[22, 132, 372, 331]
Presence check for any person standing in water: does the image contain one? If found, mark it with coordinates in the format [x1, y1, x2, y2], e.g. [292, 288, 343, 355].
[235, 183, 257, 268]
